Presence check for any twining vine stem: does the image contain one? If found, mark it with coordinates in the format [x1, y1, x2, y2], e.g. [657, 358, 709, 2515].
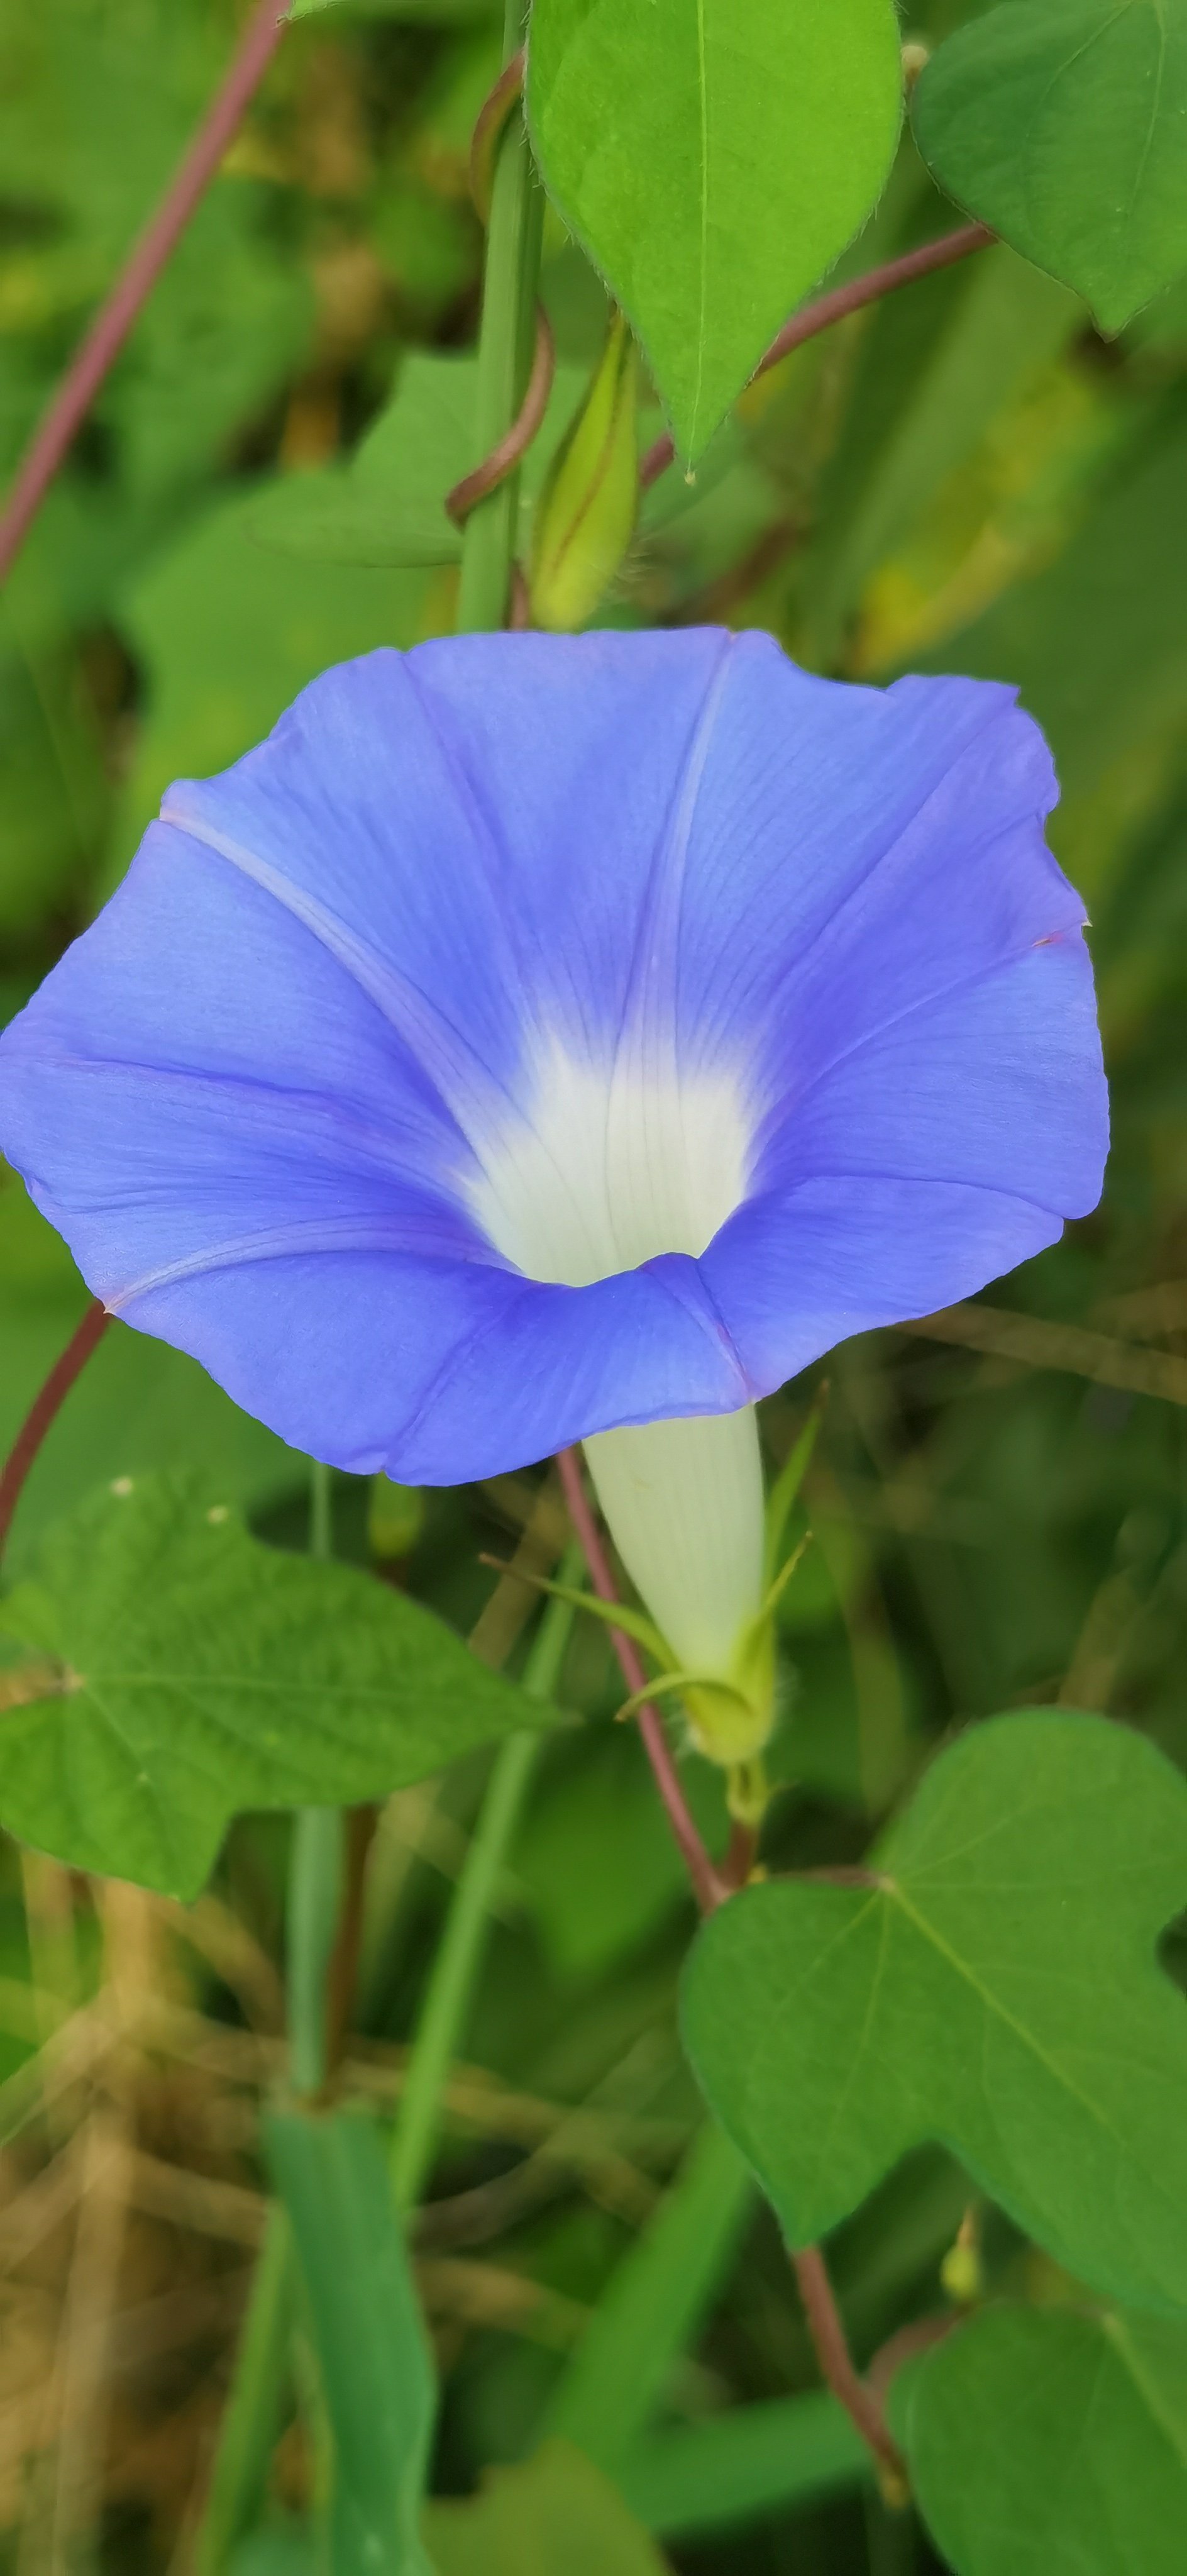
[555, 1440, 908, 2490]
[468, 45, 527, 225]
[0, 0, 287, 588]
[444, 306, 556, 533]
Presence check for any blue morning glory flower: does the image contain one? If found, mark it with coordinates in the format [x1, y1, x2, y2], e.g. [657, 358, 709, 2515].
[0, 628, 1108, 1765]
[0, 628, 1106, 1490]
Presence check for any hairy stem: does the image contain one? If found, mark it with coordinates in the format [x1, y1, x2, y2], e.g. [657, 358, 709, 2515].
[455, 0, 544, 632]
[389, 1557, 580, 2211]
[0, 0, 287, 588]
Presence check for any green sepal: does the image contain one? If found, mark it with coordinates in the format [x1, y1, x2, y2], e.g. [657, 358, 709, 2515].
[763, 1392, 826, 1583]
[614, 1668, 754, 1729]
[759, 1531, 813, 1618]
[494, 1565, 670, 1668]
[726, 1754, 770, 1829]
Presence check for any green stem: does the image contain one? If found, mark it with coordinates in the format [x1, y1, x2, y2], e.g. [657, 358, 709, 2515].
[193, 2211, 294, 2576]
[287, 1462, 346, 2101]
[287, 1807, 345, 2101]
[307, 1453, 333, 1562]
[389, 1551, 581, 2212]
[456, 0, 543, 635]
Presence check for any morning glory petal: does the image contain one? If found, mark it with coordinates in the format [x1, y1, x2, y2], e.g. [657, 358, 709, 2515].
[119, 1250, 746, 1480]
[700, 1179, 1066, 1399]
[758, 938, 1106, 1212]
[0, 629, 1107, 1484]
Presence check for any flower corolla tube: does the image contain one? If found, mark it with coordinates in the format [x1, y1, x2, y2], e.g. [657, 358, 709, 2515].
[0, 630, 1107, 1766]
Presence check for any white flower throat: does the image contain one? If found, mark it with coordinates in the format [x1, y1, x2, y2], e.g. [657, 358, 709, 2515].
[466, 1032, 768, 1738]
[467, 1030, 752, 1288]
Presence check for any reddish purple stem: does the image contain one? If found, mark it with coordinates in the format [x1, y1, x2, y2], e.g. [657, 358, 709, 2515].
[793, 2246, 907, 2493]
[555, 1446, 725, 1914]
[0, 0, 288, 587]
[0, 1300, 111, 1563]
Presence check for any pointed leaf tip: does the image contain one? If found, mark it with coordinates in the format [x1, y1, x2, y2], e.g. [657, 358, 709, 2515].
[528, 0, 902, 460]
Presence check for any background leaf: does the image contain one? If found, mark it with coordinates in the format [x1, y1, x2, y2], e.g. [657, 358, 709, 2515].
[915, 0, 1187, 332]
[289, 0, 497, 18]
[527, 0, 903, 458]
[267, 2109, 436, 2576]
[0, 1474, 562, 1897]
[681, 1713, 1187, 2311]
[893, 2301, 1187, 2576]
[912, 392, 1187, 852]
[104, 491, 437, 895]
[802, 244, 1081, 662]
[251, 353, 478, 566]
[545, 2121, 754, 2468]
[424, 2439, 670, 2575]
[0, 1171, 302, 1570]
[516, 1722, 724, 1979]
[251, 350, 588, 567]
[619, 2392, 868, 2542]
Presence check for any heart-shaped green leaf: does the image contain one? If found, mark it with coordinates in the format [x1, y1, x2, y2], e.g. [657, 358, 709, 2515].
[914, 0, 1187, 333]
[682, 1713, 1187, 2311]
[527, 0, 902, 460]
[0, 1474, 560, 1898]
[893, 2301, 1187, 2576]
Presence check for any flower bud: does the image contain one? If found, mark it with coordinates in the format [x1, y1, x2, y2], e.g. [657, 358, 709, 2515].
[529, 309, 638, 633]
[941, 2212, 983, 2306]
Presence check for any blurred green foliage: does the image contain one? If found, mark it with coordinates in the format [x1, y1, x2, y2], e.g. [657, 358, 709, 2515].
[3, 0, 1187, 2570]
